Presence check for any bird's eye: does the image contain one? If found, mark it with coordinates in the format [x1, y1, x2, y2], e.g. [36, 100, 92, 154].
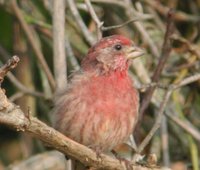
[114, 44, 122, 51]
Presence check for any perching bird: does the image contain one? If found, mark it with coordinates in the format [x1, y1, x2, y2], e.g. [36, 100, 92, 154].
[53, 34, 143, 163]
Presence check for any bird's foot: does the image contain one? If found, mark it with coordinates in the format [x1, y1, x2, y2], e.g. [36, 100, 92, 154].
[88, 145, 103, 160]
[94, 147, 103, 160]
[123, 159, 133, 170]
[118, 158, 133, 170]
[111, 150, 133, 170]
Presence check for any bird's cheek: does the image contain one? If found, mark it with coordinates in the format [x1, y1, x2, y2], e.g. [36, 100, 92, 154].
[113, 56, 128, 70]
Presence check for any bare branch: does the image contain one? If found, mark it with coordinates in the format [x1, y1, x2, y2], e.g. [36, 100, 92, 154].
[170, 35, 200, 59]
[53, 0, 67, 92]
[161, 116, 170, 167]
[9, 92, 24, 102]
[67, 0, 96, 45]
[139, 9, 175, 120]
[102, 16, 153, 31]
[7, 72, 46, 98]
[165, 111, 200, 142]
[65, 34, 80, 71]
[0, 55, 19, 84]
[136, 73, 200, 153]
[85, 0, 153, 35]
[85, 0, 103, 40]
[10, 0, 56, 90]
[171, 73, 200, 90]
[0, 45, 46, 98]
[144, 0, 200, 22]
[91, 0, 126, 7]
[124, 0, 160, 58]
[136, 90, 172, 154]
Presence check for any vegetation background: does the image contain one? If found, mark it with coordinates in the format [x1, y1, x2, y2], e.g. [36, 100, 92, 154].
[0, 0, 200, 170]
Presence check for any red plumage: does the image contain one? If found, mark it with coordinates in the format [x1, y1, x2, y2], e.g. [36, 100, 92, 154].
[53, 35, 143, 152]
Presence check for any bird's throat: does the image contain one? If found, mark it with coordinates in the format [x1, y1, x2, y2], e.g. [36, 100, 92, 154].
[90, 69, 133, 93]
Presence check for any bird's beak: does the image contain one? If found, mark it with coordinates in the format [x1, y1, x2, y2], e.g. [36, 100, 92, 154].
[126, 46, 145, 60]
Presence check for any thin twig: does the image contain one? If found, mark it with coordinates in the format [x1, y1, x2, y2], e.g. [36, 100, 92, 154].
[171, 34, 200, 59]
[146, 6, 165, 32]
[0, 46, 46, 98]
[136, 73, 200, 153]
[165, 111, 200, 142]
[85, 0, 154, 34]
[0, 56, 19, 84]
[7, 72, 47, 98]
[10, 0, 56, 90]
[21, 17, 80, 73]
[102, 16, 153, 31]
[172, 73, 200, 90]
[167, 60, 199, 72]
[137, 82, 169, 92]
[143, 0, 200, 22]
[124, 0, 160, 58]
[136, 90, 172, 154]
[53, 0, 67, 92]
[65, 34, 80, 71]
[91, 0, 126, 7]
[67, 0, 96, 45]
[139, 9, 175, 121]
[0, 48, 46, 98]
[161, 116, 170, 167]
[85, 0, 103, 40]
[9, 92, 24, 102]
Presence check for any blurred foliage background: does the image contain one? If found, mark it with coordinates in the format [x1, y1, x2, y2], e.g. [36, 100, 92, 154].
[0, 0, 200, 170]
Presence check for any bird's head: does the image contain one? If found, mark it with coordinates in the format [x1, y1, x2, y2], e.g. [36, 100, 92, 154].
[81, 35, 144, 74]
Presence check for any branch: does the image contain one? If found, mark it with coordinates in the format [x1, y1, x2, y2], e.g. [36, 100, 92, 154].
[171, 73, 200, 90]
[65, 34, 80, 71]
[139, 9, 175, 120]
[144, 0, 200, 22]
[85, 0, 153, 36]
[10, 0, 56, 90]
[136, 90, 172, 154]
[0, 46, 46, 98]
[7, 73, 46, 98]
[136, 73, 200, 154]
[91, 0, 126, 7]
[124, 0, 160, 58]
[170, 34, 200, 59]
[53, 0, 67, 92]
[165, 111, 200, 142]
[102, 16, 153, 31]
[67, 0, 96, 45]
[85, 0, 103, 40]
[161, 116, 170, 167]
[0, 55, 19, 84]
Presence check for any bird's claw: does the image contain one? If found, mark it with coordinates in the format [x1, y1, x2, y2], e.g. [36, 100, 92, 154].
[111, 150, 133, 170]
[94, 148, 103, 160]
[120, 158, 133, 170]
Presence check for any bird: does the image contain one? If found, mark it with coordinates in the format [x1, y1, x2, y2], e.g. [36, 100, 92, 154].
[53, 34, 143, 160]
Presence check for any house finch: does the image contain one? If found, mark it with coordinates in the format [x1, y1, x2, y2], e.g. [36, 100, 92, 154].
[53, 35, 143, 153]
